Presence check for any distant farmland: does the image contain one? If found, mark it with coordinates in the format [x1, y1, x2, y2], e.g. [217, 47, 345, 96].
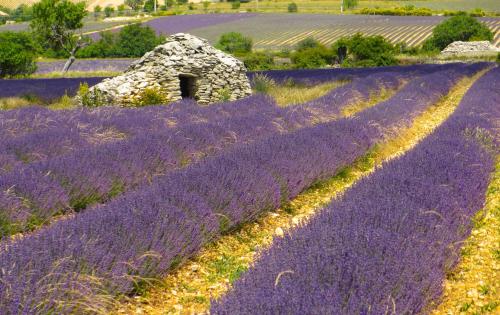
[186, 14, 500, 49]
[2, 13, 499, 50]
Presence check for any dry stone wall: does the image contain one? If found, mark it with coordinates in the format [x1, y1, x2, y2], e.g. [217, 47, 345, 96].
[86, 33, 252, 106]
[441, 41, 500, 55]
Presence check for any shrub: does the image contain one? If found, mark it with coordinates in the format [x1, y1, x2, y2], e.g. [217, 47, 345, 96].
[497, 53, 500, 63]
[344, 0, 358, 9]
[143, 0, 155, 12]
[217, 87, 231, 102]
[251, 74, 275, 93]
[423, 15, 493, 51]
[470, 8, 486, 17]
[291, 46, 334, 69]
[94, 5, 102, 19]
[134, 87, 169, 106]
[165, 0, 175, 8]
[203, 1, 210, 12]
[295, 37, 321, 51]
[78, 82, 106, 107]
[76, 32, 116, 58]
[114, 24, 164, 57]
[11, 4, 34, 22]
[0, 32, 37, 78]
[332, 33, 397, 67]
[117, 4, 126, 15]
[358, 6, 432, 16]
[125, 0, 144, 11]
[216, 32, 253, 54]
[104, 6, 115, 17]
[287, 2, 297, 13]
[243, 52, 274, 70]
[231, 0, 240, 10]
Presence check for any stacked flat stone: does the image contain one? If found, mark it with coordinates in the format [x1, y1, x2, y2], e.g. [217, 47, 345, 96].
[441, 41, 500, 55]
[86, 33, 252, 106]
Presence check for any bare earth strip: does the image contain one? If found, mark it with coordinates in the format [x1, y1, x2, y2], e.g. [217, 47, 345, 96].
[432, 156, 500, 315]
[113, 69, 488, 315]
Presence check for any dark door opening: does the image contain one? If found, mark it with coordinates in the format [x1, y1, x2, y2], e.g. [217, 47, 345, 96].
[179, 75, 197, 99]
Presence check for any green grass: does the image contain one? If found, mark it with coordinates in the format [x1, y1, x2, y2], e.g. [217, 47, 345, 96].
[0, 93, 78, 111]
[265, 80, 348, 106]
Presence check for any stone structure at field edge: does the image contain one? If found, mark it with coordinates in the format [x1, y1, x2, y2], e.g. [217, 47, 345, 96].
[441, 41, 500, 55]
[87, 33, 252, 106]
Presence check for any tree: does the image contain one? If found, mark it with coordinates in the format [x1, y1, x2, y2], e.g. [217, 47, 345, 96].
[291, 45, 334, 69]
[423, 14, 493, 51]
[216, 32, 253, 55]
[287, 2, 297, 13]
[295, 37, 321, 51]
[0, 32, 37, 78]
[12, 4, 33, 22]
[341, 0, 357, 12]
[143, 0, 155, 12]
[164, 0, 175, 9]
[104, 6, 115, 17]
[243, 52, 274, 70]
[345, 0, 358, 9]
[94, 5, 102, 19]
[76, 32, 116, 58]
[114, 24, 163, 57]
[332, 33, 397, 67]
[202, 0, 210, 12]
[117, 4, 126, 15]
[31, 0, 87, 72]
[231, 0, 240, 10]
[125, 0, 144, 11]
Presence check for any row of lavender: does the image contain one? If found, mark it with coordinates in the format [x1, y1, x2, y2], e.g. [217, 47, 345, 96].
[0, 65, 480, 313]
[0, 72, 403, 237]
[0, 63, 459, 101]
[211, 67, 500, 314]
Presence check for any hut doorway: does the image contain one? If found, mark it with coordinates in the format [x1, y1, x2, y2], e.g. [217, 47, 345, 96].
[179, 74, 197, 99]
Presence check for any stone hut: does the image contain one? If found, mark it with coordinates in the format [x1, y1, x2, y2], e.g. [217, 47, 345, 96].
[87, 33, 252, 106]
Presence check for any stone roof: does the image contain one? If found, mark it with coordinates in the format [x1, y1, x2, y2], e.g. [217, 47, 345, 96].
[87, 33, 251, 106]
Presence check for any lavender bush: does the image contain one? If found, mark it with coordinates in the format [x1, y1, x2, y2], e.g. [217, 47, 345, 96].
[0, 72, 404, 236]
[211, 67, 500, 315]
[0, 65, 478, 313]
[0, 77, 105, 102]
[250, 62, 462, 86]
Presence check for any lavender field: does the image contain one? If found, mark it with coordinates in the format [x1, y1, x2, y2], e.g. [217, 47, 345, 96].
[0, 63, 498, 314]
[3, 63, 459, 101]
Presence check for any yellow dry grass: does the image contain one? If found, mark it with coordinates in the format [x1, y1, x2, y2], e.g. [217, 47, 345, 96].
[30, 71, 122, 79]
[0, 97, 33, 110]
[431, 156, 500, 315]
[267, 80, 347, 107]
[112, 70, 487, 315]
